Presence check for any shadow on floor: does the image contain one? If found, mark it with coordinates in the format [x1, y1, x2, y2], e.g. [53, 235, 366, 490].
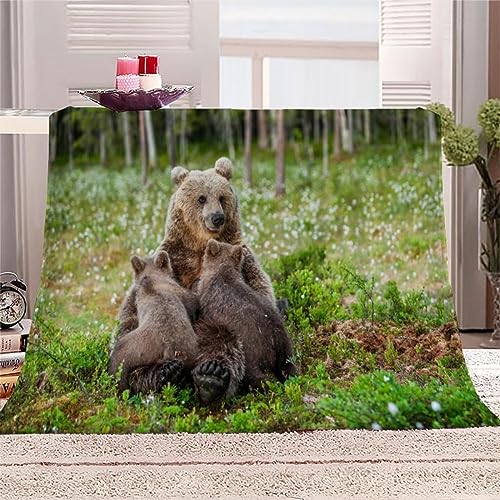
[460, 331, 493, 349]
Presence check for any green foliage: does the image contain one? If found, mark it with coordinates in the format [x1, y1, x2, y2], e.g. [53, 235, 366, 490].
[427, 103, 456, 132]
[317, 368, 498, 430]
[1, 142, 496, 434]
[272, 245, 327, 280]
[442, 124, 479, 167]
[478, 98, 500, 148]
[428, 102, 480, 166]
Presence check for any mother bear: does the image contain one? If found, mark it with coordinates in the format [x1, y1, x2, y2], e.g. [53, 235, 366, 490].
[115, 157, 280, 400]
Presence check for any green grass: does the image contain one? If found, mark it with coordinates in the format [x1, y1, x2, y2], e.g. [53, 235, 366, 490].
[1, 143, 498, 433]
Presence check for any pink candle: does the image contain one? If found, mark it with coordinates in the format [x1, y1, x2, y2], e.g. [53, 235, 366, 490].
[116, 57, 139, 76]
[115, 74, 140, 92]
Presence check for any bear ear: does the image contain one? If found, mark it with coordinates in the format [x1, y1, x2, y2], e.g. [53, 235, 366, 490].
[232, 245, 243, 264]
[214, 157, 233, 180]
[206, 239, 220, 257]
[171, 166, 189, 187]
[154, 250, 172, 272]
[131, 255, 146, 275]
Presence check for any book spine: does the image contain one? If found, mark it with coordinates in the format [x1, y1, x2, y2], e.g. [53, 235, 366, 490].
[0, 352, 25, 375]
[0, 375, 18, 399]
[0, 333, 29, 353]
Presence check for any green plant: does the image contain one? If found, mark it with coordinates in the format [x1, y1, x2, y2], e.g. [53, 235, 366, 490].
[428, 99, 500, 271]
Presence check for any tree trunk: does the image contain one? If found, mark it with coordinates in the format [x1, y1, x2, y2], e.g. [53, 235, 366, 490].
[49, 114, 57, 165]
[396, 110, 404, 144]
[302, 110, 314, 162]
[340, 110, 353, 154]
[321, 110, 329, 176]
[428, 112, 437, 144]
[166, 109, 177, 168]
[270, 110, 277, 150]
[223, 109, 235, 159]
[144, 111, 157, 169]
[138, 111, 148, 185]
[355, 110, 362, 136]
[180, 110, 187, 164]
[333, 110, 341, 159]
[410, 111, 418, 142]
[423, 112, 430, 160]
[244, 110, 253, 187]
[346, 109, 354, 153]
[363, 109, 371, 144]
[107, 114, 116, 160]
[313, 110, 320, 143]
[68, 109, 73, 169]
[99, 112, 107, 165]
[122, 113, 132, 166]
[275, 110, 286, 197]
[257, 110, 268, 149]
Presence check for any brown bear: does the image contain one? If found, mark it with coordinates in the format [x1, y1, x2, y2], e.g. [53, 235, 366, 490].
[192, 239, 297, 403]
[110, 250, 199, 394]
[116, 157, 278, 396]
[159, 157, 276, 303]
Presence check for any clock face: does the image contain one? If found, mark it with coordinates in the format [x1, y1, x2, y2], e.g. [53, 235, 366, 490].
[0, 289, 26, 327]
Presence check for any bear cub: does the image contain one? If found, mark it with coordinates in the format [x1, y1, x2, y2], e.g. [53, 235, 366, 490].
[192, 239, 297, 403]
[110, 250, 199, 394]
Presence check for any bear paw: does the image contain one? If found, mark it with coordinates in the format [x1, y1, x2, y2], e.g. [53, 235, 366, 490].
[158, 359, 185, 387]
[192, 360, 230, 404]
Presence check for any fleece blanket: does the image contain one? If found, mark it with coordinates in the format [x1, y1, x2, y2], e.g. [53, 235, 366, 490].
[1, 108, 498, 434]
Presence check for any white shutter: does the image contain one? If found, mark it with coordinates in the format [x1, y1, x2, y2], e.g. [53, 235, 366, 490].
[379, 0, 452, 107]
[66, 0, 192, 52]
[17, 0, 220, 109]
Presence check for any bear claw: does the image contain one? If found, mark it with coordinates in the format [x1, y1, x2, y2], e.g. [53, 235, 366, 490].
[159, 359, 185, 387]
[192, 360, 230, 404]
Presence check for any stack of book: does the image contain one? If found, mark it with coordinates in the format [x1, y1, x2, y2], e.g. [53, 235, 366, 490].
[0, 319, 30, 411]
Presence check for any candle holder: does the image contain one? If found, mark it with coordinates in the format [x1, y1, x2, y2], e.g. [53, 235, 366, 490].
[78, 85, 193, 112]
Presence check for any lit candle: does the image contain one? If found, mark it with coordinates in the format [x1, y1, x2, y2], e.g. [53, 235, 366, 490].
[138, 55, 159, 75]
[116, 56, 139, 76]
[115, 74, 141, 92]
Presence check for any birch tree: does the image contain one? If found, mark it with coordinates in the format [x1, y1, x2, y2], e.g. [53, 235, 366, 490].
[244, 110, 253, 187]
[275, 109, 286, 197]
[122, 113, 132, 166]
[333, 110, 341, 159]
[138, 111, 147, 185]
[165, 109, 177, 168]
[223, 109, 235, 159]
[180, 110, 188, 164]
[363, 109, 371, 144]
[257, 110, 268, 149]
[144, 111, 157, 169]
[321, 110, 329, 176]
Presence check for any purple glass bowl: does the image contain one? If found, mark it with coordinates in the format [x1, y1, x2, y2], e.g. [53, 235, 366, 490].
[78, 85, 194, 112]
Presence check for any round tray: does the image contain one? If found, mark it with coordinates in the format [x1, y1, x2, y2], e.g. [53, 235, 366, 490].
[78, 85, 194, 112]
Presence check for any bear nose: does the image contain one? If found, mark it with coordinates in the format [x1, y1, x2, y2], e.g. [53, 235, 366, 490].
[211, 212, 225, 228]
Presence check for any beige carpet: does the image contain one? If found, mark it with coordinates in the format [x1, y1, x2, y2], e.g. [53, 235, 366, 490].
[1, 427, 500, 499]
[464, 349, 500, 416]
